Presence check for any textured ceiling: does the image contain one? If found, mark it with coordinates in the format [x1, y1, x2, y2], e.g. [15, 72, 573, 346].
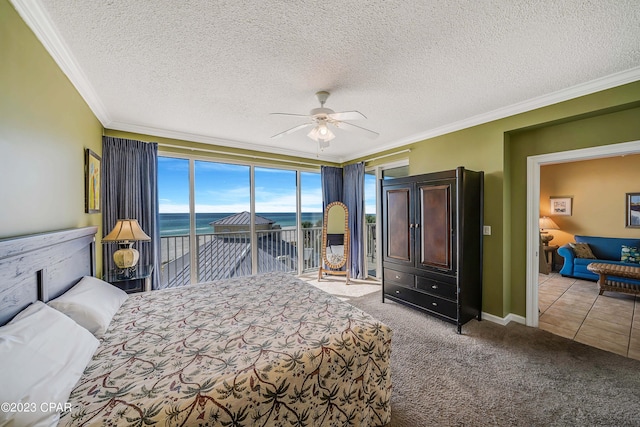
[12, 0, 640, 162]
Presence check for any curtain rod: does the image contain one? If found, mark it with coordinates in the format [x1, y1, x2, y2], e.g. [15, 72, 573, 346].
[157, 143, 410, 167]
[157, 142, 326, 167]
[364, 149, 411, 163]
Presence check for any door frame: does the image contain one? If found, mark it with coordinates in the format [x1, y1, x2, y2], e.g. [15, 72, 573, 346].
[525, 140, 640, 326]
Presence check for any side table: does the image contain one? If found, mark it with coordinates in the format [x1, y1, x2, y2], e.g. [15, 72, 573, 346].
[543, 245, 559, 272]
[104, 264, 154, 293]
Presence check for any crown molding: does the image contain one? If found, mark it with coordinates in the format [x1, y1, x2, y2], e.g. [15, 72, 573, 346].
[107, 121, 344, 164]
[10, 0, 111, 125]
[13, 0, 639, 165]
[343, 66, 640, 162]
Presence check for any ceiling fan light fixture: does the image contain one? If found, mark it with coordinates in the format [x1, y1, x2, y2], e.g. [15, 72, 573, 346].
[307, 124, 335, 143]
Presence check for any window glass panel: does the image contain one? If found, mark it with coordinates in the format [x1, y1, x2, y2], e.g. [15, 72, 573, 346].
[365, 171, 378, 277]
[382, 165, 409, 179]
[254, 167, 297, 273]
[158, 157, 190, 288]
[301, 171, 322, 270]
[195, 161, 251, 281]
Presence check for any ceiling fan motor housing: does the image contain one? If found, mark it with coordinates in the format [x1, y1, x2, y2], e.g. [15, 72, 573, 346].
[310, 107, 334, 118]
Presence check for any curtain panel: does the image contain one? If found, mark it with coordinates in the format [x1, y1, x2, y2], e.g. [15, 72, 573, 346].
[321, 163, 366, 279]
[102, 137, 160, 289]
[344, 162, 365, 279]
[321, 166, 343, 211]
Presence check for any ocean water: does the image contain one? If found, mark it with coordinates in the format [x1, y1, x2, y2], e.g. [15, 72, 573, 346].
[160, 212, 324, 236]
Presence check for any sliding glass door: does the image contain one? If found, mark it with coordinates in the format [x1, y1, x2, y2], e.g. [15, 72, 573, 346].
[158, 154, 321, 287]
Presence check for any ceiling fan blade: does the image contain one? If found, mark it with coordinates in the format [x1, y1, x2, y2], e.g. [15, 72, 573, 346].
[270, 122, 313, 139]
[270, 112, 311, 118]
[336, 121, 379, 139]
[328, 110, 367, 121]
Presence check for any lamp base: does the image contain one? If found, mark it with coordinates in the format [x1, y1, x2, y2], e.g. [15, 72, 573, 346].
[113, 242, 140, 269]
[540, 233, 554, 246]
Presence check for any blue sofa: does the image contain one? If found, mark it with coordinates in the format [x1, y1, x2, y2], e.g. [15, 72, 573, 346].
[558, 235, 640, 282]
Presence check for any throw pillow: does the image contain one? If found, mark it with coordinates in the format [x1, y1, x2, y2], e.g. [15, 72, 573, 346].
[569, 242, 596, 259]
[621, 245, 640, 264]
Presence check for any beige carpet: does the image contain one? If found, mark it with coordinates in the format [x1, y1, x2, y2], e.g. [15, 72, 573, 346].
[339, 289, 640, 427]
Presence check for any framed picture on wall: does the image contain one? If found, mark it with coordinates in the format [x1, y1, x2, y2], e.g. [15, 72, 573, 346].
[85, 148, 101, 213]
[626, 193, 640, 228]
[550, 197, 572, 216]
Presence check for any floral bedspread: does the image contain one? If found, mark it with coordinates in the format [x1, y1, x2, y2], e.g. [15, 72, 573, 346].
[60, 272, 392, 426]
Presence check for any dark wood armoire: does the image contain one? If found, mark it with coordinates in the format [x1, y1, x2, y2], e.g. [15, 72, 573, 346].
[381, 167, 483, 333]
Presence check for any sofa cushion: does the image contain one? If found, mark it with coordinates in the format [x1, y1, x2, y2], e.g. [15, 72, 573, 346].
[569, 242, 596, 259]
[621, 245, 640, 264]
[575, 236, 640, 261]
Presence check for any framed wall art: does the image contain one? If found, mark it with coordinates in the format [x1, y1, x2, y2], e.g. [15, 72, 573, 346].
[626, 192, 640, 228]
[85, 148, 101, 213]
[550, 197, 572, 216]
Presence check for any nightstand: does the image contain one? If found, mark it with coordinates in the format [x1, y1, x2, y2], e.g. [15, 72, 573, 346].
[104, 264, 153, 293]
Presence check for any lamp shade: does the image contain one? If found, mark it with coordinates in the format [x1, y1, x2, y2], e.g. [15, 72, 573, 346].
[103, 219, 150, 269]
[539, 216, 560, 230]
[103, 219, 151, 242]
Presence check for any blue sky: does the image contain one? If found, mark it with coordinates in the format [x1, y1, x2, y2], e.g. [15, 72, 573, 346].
[158, 157, 376, 214]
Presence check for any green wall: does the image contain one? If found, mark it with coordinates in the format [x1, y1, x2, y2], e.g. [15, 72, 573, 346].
[103, 130, 338, 170]
[401, 83, 640, 318]
[0, 0, 103, 271]
[508, 104, 640, 316]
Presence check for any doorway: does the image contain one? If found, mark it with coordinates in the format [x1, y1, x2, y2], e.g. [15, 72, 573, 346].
[525, 140, 640, 327]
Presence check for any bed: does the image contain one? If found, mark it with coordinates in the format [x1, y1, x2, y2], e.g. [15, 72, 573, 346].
[0, 227, 392, 426]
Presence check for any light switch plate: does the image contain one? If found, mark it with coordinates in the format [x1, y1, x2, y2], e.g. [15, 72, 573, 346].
[483, 225, 491, 235]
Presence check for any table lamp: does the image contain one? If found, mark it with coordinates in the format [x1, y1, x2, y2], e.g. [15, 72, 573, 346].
[539, 216, 560, 246]
[102, 219, 151, 269]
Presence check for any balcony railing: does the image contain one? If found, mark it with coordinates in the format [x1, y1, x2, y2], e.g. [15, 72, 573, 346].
[159, 226, 323, 289]
[159, 224, 376, 289]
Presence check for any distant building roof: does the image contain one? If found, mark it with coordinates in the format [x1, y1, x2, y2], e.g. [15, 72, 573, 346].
[159, 234, 296, 288]
[210, 211, 275, 226]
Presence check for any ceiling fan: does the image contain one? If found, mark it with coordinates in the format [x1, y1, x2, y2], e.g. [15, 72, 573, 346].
[270, 91, 379, 148]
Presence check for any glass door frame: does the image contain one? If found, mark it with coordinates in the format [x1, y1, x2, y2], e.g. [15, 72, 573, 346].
[365, 159, 409, 279]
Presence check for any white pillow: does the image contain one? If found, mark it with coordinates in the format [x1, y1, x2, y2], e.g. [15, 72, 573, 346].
[48, 275, 128, 337]
[0, 301, 99, 427]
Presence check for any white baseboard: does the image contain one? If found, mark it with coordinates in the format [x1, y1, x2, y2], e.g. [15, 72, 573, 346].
[481, 311, 527, 326]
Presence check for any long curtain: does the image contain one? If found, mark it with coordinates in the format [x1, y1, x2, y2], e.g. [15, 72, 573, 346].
[321, 166, 343, 211]
[321, 163, 366, 279]
[344, 162, 365, 279]
[102, 136, 160, 289]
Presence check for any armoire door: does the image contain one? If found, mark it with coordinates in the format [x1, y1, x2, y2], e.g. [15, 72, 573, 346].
[382, 183, 414, 267]
[416, 179, 456, 274]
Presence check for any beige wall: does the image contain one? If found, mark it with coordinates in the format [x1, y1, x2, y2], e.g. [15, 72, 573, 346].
[540, 155, 640, 248]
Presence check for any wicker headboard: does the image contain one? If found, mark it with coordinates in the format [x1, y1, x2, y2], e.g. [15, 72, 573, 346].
[0, 226, 97, 326]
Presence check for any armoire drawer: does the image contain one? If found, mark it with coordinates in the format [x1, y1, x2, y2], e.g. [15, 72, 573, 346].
[384, 282, 457, 319]
[416, 276, 457, 300]
[384, 268, 414, 287]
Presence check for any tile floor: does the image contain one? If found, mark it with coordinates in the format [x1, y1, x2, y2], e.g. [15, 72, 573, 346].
[538, 272, 640, 360]
[299, 273, 381, 301]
